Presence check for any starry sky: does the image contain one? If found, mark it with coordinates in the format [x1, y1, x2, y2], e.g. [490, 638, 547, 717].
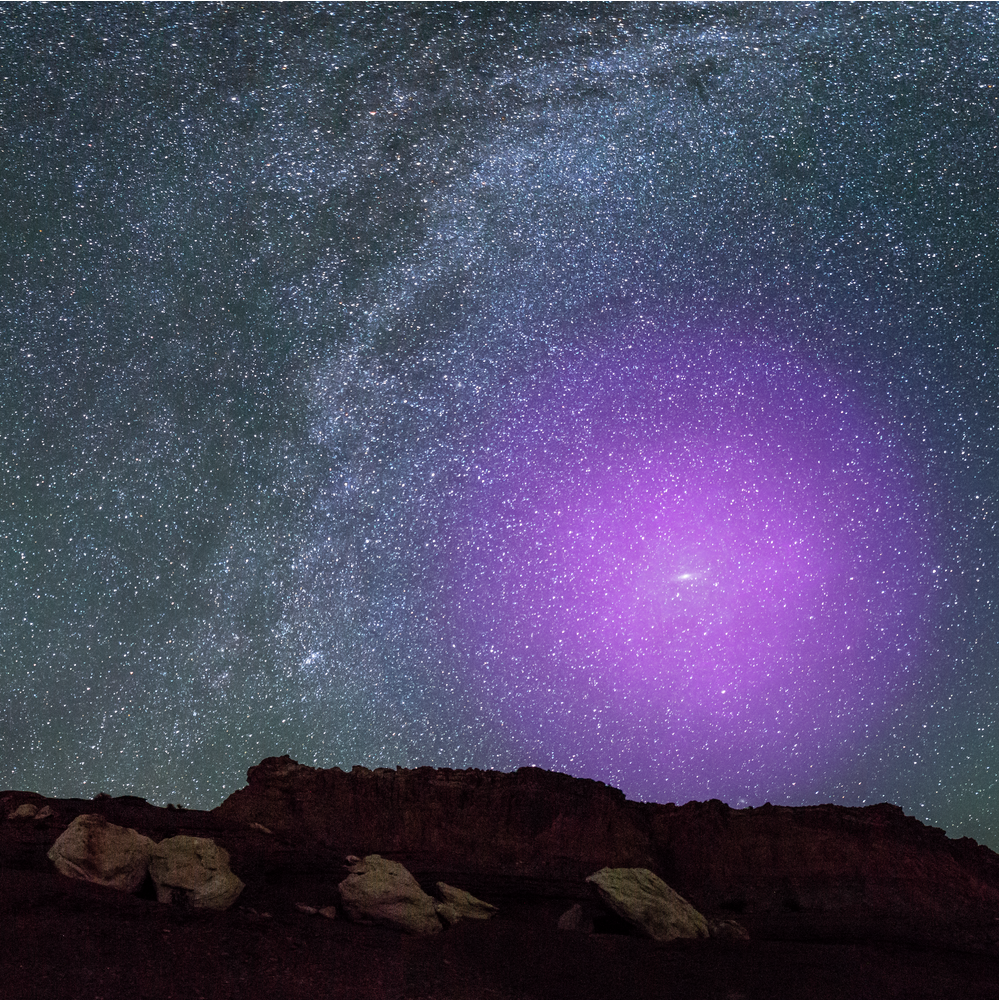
[1, 4, 997, 849]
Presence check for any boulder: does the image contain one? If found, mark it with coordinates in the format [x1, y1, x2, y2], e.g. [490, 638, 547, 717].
[9, 803, 38, 820]
[47, 813, 155, 893]
[434, 882, 498, 925]
[34, 805, 56, 821]
[585, 867, 709, 942]
[148, 835, 244, 910]
[709, 918, 751, 941]
[338, 854, 441, 935]
[557, 902, 594, 933]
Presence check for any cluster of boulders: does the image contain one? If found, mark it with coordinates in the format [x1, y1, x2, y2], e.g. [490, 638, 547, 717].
[30, 806, 500, 932]
[36, 806, 737, 943]
[317, 853, 746, 942]
[332, 854, 498, 934]
[45, 813, 245, 910]
[18, 798, 743, 941]
[8, 757, 999, 962]
[7, 802, 57, 822]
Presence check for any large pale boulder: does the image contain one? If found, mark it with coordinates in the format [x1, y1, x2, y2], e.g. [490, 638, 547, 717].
[585, 867, 709, 942]
[434, 881, 498, 925]
[338, 854, 442, 935]
[148, 835, 244, 910]
[47, 813, 155, 893]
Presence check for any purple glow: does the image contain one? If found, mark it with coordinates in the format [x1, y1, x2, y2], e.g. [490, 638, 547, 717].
[446, 335, 937, 802]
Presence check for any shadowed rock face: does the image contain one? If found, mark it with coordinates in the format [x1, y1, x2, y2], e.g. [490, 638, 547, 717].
[643, 797, 999, 932]
[212, 756, 999, 954]
[214, 756, 652, 880]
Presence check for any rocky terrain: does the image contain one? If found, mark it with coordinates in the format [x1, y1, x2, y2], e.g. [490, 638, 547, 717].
[3, 757, 999, 999]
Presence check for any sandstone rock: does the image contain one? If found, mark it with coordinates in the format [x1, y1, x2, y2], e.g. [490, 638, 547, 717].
[709, 918, 751, 941]
[318, 905, 337, 920]
[295, 902, 318, 915]
[210, 757, 999, 952]
[338, 854, 441, 935]
[148, 835, 244, 910]
[34, 805, 56, 821]
[434, 882, 497, 924]
[215, 756, 651, 881]
[7, 777, 999, 997]
[47, 813, 155, 892]
[557, 902, 594, 933]
[9, 758, 999, 964]
[9, 803, 38, 820]
[586, 867, 709, 942]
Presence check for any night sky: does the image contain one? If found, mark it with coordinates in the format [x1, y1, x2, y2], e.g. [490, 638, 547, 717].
[2, 4, 997, 849]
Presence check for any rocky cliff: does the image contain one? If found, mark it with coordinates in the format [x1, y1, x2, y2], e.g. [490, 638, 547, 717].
[214, 756, 655, 879]
[213, 756, 999, 952]
[4, 758, 999, 1000]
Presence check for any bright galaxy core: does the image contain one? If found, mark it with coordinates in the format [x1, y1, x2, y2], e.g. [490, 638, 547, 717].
[447, 335, 935, 801]
[1, 5, 997, 847]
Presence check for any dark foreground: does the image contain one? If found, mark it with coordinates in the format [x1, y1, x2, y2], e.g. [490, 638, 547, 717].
[3, 760, 999, 999]
[4, 867, 999, 1000]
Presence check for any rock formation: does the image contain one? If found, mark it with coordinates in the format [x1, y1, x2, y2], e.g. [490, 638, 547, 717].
[709, 918, 752, 941]
[586, 867, 709, 942]
[148, 835, 244, 910]
[47, 813, 155, 893]
[3, 760, 999, 999]
[434, 881, 498, 925]
[212, 756, 999, 954]
[216, 756, 651, 880]
[337, 854, 442, 935]
[557, 902, 595, 933]
[8, 803, 40, 820]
